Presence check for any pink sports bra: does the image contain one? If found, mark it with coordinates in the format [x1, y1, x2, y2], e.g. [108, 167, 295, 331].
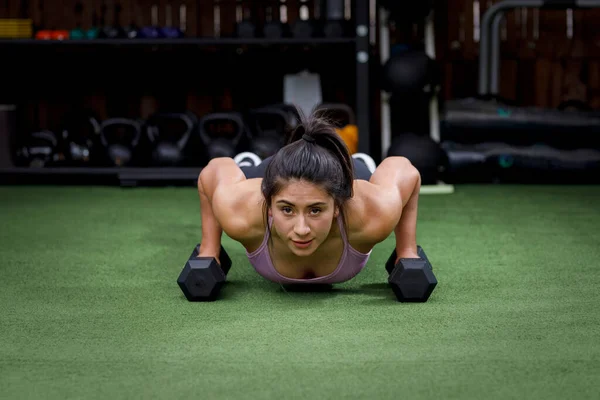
[245, 214, 372, 284]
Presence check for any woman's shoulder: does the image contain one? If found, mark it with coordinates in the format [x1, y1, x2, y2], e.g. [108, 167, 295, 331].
[345, 180, 404, 246]
[213, 178, 266, 244]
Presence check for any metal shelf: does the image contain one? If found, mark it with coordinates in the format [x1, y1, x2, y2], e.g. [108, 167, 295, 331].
[0, 37, 357, 47]
[0, 167, 202, 187]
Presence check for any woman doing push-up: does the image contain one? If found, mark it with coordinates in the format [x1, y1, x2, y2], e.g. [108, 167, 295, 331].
[195, 111, 422, 285]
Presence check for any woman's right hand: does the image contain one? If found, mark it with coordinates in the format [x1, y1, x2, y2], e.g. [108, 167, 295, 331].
[197, 247, 220, 266]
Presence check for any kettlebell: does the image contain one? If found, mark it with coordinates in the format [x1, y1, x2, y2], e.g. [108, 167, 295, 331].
[99, 118, 142, 167]
[144, 112, 197, 166]
[57, 111, 102, 166]
[15, 130, 59, 167]
[315, 103, 358, 154]
[248, 106, 291, 159]
[198, 112, 246, 160]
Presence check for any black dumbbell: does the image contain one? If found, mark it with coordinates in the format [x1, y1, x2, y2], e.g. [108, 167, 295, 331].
[322, 0, 346, 37]
[385, 245, 437, 302]
[177, 244, 232, 301]
[263, 1, 289, 38]
[235, 2, 256, 38]
[292, 19, 316, 38]
[97, 3, 126, 39]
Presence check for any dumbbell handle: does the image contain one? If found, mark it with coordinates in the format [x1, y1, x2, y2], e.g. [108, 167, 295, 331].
[190, 243, 232, 275]
[99, 118, 143, 148]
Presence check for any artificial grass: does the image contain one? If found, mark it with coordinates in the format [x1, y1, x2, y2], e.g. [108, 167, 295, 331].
[0, 184, 599, 399]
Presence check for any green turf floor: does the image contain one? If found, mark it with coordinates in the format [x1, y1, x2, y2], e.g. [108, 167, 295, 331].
[1, 184, 599, 399]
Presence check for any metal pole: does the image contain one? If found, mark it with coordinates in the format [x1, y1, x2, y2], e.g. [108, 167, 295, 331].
[478, 0, 544, 96]
[355, 0, 371, 156]
[481, 0, 600, 96]
[490, 12, 505, 95]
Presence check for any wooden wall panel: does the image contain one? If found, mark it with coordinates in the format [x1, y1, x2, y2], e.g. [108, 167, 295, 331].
[430, 0, 600, 108]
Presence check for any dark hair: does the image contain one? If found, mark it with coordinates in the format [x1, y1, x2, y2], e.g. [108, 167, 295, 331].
[261, 108, 355, 238]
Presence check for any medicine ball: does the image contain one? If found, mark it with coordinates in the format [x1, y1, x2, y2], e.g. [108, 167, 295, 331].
[387, 132, 448, 185]
[382, 50, 437, 95]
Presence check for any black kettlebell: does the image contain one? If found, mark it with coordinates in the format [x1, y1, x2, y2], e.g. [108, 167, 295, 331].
[57, 111, 102, 166]
[248, 106, 290, 159]
[99, 118, 142, 167]
[15, 130, 59, 168]
[387, 132, 448, 185]
[198, 112, 246, 160]
[144, 112, 197, 166]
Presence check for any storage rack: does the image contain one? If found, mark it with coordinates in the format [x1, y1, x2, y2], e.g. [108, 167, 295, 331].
[0, 0, 374, 187]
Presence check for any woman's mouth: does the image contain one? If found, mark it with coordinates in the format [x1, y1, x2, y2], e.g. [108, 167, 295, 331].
[292, 240, 313, 249]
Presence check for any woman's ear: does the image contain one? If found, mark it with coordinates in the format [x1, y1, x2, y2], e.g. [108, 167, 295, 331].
[334, 206, 339, 218]
[268, 207, 273, 217]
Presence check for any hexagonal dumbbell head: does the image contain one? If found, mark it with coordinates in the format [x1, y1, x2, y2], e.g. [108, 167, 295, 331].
[177, 257, 227, 301]
[385, 245, 432, 275]
[388, 259, 437, 302]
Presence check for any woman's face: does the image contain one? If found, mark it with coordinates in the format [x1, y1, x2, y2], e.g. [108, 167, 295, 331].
[269, 179, 338, 257]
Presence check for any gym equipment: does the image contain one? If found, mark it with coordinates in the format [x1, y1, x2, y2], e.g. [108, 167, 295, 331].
[160, 4, 184, 38]
[441, 141, 600, 184]
[386, 245, 437, 302]
[86, 12, 100, 39]
[263, 2, 287, 38]
[292, 17, 315, 38]
[0, 18, 33, 38]
[441, 97, 600, 151]
[99, 118, 142, 167]
[70, 2, 85, 39]
[144, 112, 197, 166]
[177, 244, 232, 302]
[315, 103, 358, 154]
[35, 30, 68, 40]
[323, 0, 347, 37]
[247, 106, 290, 159]
[235, 2, 256, 38]
[198, 112, 246, 160]
[139, 5, 163, 38]
[98, 3, 126, 39]
[378, 0, 434, 24]
[55, 111, 102, 166]
[352, 153, 377, 173]
[14, 130, 58, 167]
[387, 132, 448, 185]
[388, 92, 432, 136]
[236, 20, 256, 38]
[382, 49, 438, 95]
[234, 151, 262, 167]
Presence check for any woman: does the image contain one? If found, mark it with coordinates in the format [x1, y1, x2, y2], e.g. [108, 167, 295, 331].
[196, 111, 422, 284]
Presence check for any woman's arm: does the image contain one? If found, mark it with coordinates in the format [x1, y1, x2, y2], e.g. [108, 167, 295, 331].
[196, 157, 247, 259]
[368, 156, 421, 261]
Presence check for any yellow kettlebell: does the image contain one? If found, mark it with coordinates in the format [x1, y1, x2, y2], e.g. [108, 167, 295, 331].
[315, 103, 359, 154]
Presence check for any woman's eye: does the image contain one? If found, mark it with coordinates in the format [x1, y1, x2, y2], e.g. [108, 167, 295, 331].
[282, 207, 292, 214]
[310, 208, 321, 215]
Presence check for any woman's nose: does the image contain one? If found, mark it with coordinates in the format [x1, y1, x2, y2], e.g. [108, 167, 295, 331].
[293, 217, 311, 236]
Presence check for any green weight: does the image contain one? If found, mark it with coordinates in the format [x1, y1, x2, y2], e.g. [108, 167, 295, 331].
[70, 28, 85, 39]
[86, 27, 99, 39]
